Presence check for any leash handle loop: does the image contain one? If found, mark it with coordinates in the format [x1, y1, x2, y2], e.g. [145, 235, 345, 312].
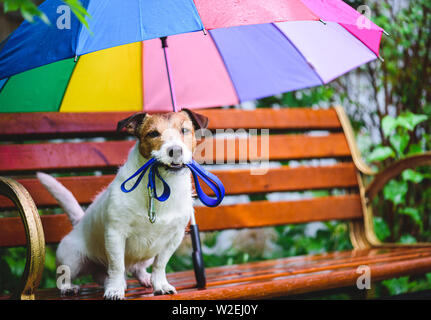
[187, 160, 225, 207]
[121, 158, 225, 208]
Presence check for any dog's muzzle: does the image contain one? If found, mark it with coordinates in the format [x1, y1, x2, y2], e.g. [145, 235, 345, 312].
[163, 145, 187, 171]
[163, 163, 186, 171]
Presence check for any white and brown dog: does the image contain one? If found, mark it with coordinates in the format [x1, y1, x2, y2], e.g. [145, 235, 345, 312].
[37, 109, 208, 300]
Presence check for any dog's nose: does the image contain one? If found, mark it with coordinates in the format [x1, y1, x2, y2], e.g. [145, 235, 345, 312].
[167, 146, 183, 160]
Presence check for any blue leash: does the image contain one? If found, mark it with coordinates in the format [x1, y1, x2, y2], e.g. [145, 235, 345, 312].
[121, 158, 225, 223]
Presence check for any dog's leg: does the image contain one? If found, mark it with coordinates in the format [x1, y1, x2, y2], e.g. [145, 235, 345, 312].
[151, 233, 184, 295]
[56, 236, 84, 296]
[103, 228, 127, 300]
[129, 258, 154, 288]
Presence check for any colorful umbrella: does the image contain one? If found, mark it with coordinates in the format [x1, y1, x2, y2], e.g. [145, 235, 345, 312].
[0, 0, 385, 112]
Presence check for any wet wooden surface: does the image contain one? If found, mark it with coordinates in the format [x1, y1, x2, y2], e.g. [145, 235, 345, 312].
[26, 247, 431, 300]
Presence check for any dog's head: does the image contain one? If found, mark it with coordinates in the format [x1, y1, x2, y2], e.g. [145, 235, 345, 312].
[117, 109, 208, 170]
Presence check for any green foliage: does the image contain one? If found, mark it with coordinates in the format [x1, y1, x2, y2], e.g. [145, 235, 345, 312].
[368, 110, 431, 295]
[382, 273, 431, 296]
[383, 179, 408, 206]
[275, 222, 353, 256]
[0, 245, 58, 295]
[1, 0, 90, 28]
[0, 247, 25, 295]
[169, 222, 353, 273]
[373, 217, 391, 241]
[368, 112, 430, 245]
[367, 146, 395, 162]
[1, 0, 49, 23]
[382, 276, 411, 296]
[256, 86, 335, 109]
[371, 2, 431, 122]
[371, 112, 428, 161]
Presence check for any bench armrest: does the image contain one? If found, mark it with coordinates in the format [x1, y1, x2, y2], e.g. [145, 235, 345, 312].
[366, 152, 431, 200]
[0, 177, 45, 300]
[334, 106, 377, 176]
[363, 153, 431, 248]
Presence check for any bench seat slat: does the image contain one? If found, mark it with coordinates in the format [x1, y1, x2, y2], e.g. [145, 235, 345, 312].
[0, 109, 341, 139]
[26, 247, 431, 300]
[168, 247, 431, 281]
[201, 247, 431, 280]
[0, 163, 358, 208]
[0, 133, 350, 173]
[177, 248, 431, 291]
[0, 195, 362, 246]
[153, 253, 431, 300]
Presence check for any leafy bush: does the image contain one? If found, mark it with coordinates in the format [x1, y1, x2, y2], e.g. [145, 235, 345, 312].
[1, 0, 90, 27]
[365, 112, 431, 297]
[368, 112, 431, 244]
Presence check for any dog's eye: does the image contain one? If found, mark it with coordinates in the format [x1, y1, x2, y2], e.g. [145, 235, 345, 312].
[181, 128, 191, 135]
[146, 130, 160, 138]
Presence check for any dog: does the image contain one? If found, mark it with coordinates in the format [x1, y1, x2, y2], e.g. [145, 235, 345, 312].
[37, 109, 208, 300]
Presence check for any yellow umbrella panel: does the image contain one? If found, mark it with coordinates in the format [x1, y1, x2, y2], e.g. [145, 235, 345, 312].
[0, 42, 143, 113]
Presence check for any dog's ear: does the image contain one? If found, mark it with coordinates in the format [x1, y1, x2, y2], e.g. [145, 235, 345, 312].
[117, 113, 147, 136]
[182, 108, 209, 130]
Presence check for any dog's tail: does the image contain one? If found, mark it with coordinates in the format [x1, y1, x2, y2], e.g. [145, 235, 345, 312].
[36, 172, 85, 226]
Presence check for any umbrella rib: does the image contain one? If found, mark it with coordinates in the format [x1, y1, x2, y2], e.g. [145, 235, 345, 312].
[336, 22, 383, 59]
[57, 57, 81, 112]
[141, 41, 145, 112]
[0, 78, 9, 94]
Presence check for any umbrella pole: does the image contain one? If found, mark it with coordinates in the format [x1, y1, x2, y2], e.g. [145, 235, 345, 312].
[160, 37, 179, 112]
[160, 37, 205, 286]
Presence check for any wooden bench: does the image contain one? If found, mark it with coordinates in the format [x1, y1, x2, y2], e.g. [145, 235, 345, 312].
[1, 106, 431, 300]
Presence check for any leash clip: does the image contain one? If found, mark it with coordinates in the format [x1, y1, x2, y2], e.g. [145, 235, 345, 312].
[147, 186, 156, 224]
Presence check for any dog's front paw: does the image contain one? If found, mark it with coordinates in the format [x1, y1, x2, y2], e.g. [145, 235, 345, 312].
[103, 287, 125, 300]
[153, 283, 177, 296]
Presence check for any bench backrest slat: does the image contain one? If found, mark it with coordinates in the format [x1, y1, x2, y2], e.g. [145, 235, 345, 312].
[0, 109, 341, 139]
[0, 163, 357, 209]
[0, 134, 350, 174]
